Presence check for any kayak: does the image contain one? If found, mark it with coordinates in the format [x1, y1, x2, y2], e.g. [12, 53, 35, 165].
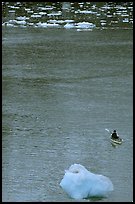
[105, 129, 123, 145]
[110, 137, 123, 144]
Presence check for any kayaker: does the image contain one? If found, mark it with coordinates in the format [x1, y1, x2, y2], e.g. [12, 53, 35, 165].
[111, 130, 119, 139]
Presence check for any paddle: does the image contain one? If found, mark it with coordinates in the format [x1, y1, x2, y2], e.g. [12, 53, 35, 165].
[105, 128, 112, 134]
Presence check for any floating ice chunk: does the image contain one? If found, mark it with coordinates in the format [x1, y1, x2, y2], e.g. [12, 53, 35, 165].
[3, 22, 16, 27]
[8, 20, 17, 24]
[64, 23, 75, 29]
[36, 22, 48, 27]
[77, 28, 93, 32]
[76, 22, 96, 29]
[64, 19, 74, 23]
[48, 19, 65, 24]
[36, 22, 60, 28]
[40, 6, 53, 10]
[8, 19, 26, 25]
[16, 16, 26, 20]
[60, 164, 113, 200]
[39, 12, 47, 15]
[123, 18, 129, 23]
[8, 10, 15, 13]
[46, 23, 60, 27]
[25, 8, 31, 11]
[78, 10, 97, 14]
[64, 22, 95, 29]
[15, 20, 26, 25]
[47, 11, 62, 16]
[27, 22, 34, 26]
[8, 5, 19, 9]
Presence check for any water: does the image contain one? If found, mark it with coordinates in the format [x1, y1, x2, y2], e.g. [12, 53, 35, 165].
[2, 2, 133, 29]
[2, 3, 133, 202]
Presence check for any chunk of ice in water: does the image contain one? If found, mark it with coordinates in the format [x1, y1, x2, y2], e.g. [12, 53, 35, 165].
[60, 164, 113, 200]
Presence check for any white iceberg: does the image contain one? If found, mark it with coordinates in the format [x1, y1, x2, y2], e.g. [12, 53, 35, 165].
[76, 22, 96, 29]
[36, 22, 60, 28]
[60, 164, 113, 200]
[64, 22, 95, 30]
[64, 23, 75, 29]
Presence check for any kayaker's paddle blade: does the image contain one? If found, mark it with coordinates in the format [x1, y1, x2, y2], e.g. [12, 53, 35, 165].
[105, 128, 110, 133]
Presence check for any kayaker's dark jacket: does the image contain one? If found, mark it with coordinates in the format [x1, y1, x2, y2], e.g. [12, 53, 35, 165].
[111, 132, 119, 139]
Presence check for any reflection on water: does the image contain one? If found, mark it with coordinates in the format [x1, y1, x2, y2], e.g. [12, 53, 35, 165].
[2, 2, 133, 30]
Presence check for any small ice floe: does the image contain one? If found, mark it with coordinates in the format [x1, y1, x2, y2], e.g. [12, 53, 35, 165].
[47, 11, 62, 16]
[39, 6, 53, 11]
[16, 16, 27, 21]
[60, 164, 113, 200]
[39, 12, 47, 15]
[2, 22, 16, 27]
[36, 22, 48, 27]
[77, 10, 97, 14]
[100, 20, 107, 26]
[64, 23, 75, 29]
[48, 19, 65, 24]
[64, 20, 74, 23]
[46, 23, 60, 27]
[27, 22, 34, 26]
[76, 22, 96, 29]
[8, 10, 15, 13]
[15, 20, 27, 25]
[8, 5, 20, 9]
[36, 22, 60, 28]
[64, 22, 95, 30]
[25, 8, 31, 11]
[122, 18, 129, 23]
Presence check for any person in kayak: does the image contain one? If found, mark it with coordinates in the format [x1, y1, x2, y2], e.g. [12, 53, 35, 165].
[111, 130, 119, 140]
